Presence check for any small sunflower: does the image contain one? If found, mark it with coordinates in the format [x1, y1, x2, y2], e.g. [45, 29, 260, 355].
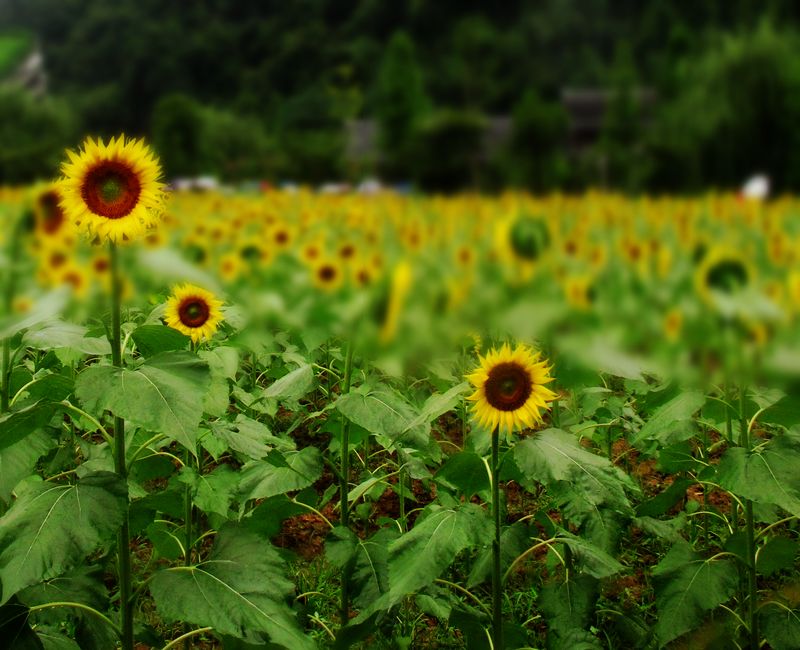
[59, 135, 165, 243]
[33, 183, 72, 238]
[164, 284, 224, 343]
[312, 259, 344, 291]
[466, 343, 556, 434]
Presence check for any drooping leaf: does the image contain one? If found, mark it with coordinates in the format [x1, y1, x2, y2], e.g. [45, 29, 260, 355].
[336, 384, 428, 449]
[435, 451, 490, 499]
[130, 324, 189, 357]
[631, 391, 706, 449]
[0, 473, 127, 604]
[264, 364, 314, 403]
[652, 542, 738, 646]
[15, 374, 73, 404]
[0, 431, 55, 504]
[756, 537, 798, 577]
[179, 464, 239, 518]
[75, 352, 211, 450]
[514, 429, 635, 518]
[22, 322, 110, 356]
[556, 532, 624, 578]
[0, 402, 60, 452]
[326, 526, 397, 609]
[539, 575, 601, 650]
[238, 447, 322, 502]
[0, 597, 43, 650]
[716, 432, 800, 516]
[207, 415, 289, 461]
[357, 504, 492, 619]
[150, 524, 314, 649]
[760, 603, 800, 650]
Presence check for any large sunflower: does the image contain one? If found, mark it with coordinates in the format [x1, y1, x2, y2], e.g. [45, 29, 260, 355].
[164, 284, 224, 343]
[59, 135, 165, 243]
[466, 343, 557, 433]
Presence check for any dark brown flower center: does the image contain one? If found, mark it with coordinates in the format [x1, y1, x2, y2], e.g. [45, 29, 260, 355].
[81, 161, 141, 219]
[484, 362, 533, 412]
[38, 190, 65, 234]
[178, 298, 210, 328]
[317, 264, 337, 283]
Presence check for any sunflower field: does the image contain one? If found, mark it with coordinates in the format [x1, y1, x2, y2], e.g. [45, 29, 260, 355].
[1, 138, 800, 650]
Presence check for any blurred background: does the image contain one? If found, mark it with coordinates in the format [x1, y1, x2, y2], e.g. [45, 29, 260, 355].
[1, 1, 800, 193]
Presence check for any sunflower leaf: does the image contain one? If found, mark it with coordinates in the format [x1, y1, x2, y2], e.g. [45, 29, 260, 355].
[150, 524, 313, 649]
[0, 472, 127, 605]
[75, 351, 211, 450]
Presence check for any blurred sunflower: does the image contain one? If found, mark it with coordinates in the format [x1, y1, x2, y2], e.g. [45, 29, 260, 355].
[33, 184, 72, 239]
[59, 135, 165, 242]
[312, 259, 343, 291]
[466, 343, 556, 433]
[164, 284, 224, 343]
[695, 246, 754, 305]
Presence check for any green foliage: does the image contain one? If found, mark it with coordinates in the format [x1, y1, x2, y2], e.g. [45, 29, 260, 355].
[716, 431, 800, 516]
[410, 109, 487, 192]
[503, 90, 569, 191]
[0, 87, 75, 184]
[75, 351, 211, 450]
[374, 31, 430, 180]
[150, 524, 314, 649]
[652, 542, 738, 645]
[0, 473, 126, 604]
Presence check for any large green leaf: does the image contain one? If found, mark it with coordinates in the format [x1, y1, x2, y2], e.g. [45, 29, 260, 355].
[238, 447, 322, 502]
[539, 575, 601, 650]
[207, 415, 290, 461]
[631, 390, 706, 449]
[0, 289, 69, 339]
[22, 322, 110, 356]
[761, 603, 800, 650]
[0, 473, 126, 604]
[357, 503, 492, 619]
[75, 352, 211, 450]
[0, 402, 59, 452]
[716, 433, 800, 516]
[336, 383, 428, 449]
[435, 451, 490, 499]
[150, 524, 313, 649]
[179, 464, 239, 518]
[0, 431, 55, 504]
[652, 542, 738, 646]
[264, 364, 314, 404]
[513, 429, 635, 518]
[130, 324, 189, 357]
[326, 526, 397, 609]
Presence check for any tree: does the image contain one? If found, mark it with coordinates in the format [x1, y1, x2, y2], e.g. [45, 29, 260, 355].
[374, 31, 429, 180]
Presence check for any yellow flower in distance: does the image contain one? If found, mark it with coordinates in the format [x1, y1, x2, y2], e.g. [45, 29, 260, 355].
[466, 343, 557, 434]
[59, 135, 165, 243]
[164, 284, 224, 343]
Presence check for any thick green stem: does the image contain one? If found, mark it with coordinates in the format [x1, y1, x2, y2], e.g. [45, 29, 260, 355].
[491, 429, 504, 650]
[739, 385, 758, 650]
[338, 340, 355, 629]
[110, 243, 134, 650]
[183, 444, 193, 650]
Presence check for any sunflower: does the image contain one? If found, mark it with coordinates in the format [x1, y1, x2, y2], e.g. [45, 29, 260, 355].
[311, 259, 344, 291]
[33, 183, 73, 239]
[466, 343, 557, 434]
[59, 135, 165, 243]
[164, 284, 224, 343]
[695, 246, 754, 306]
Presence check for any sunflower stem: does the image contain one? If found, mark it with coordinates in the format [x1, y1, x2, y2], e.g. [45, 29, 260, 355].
[739, 382, 758, 650]
[110, 242, 134, 650]
[338, 339, 355, 631]
[491, 428, 504, 650]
